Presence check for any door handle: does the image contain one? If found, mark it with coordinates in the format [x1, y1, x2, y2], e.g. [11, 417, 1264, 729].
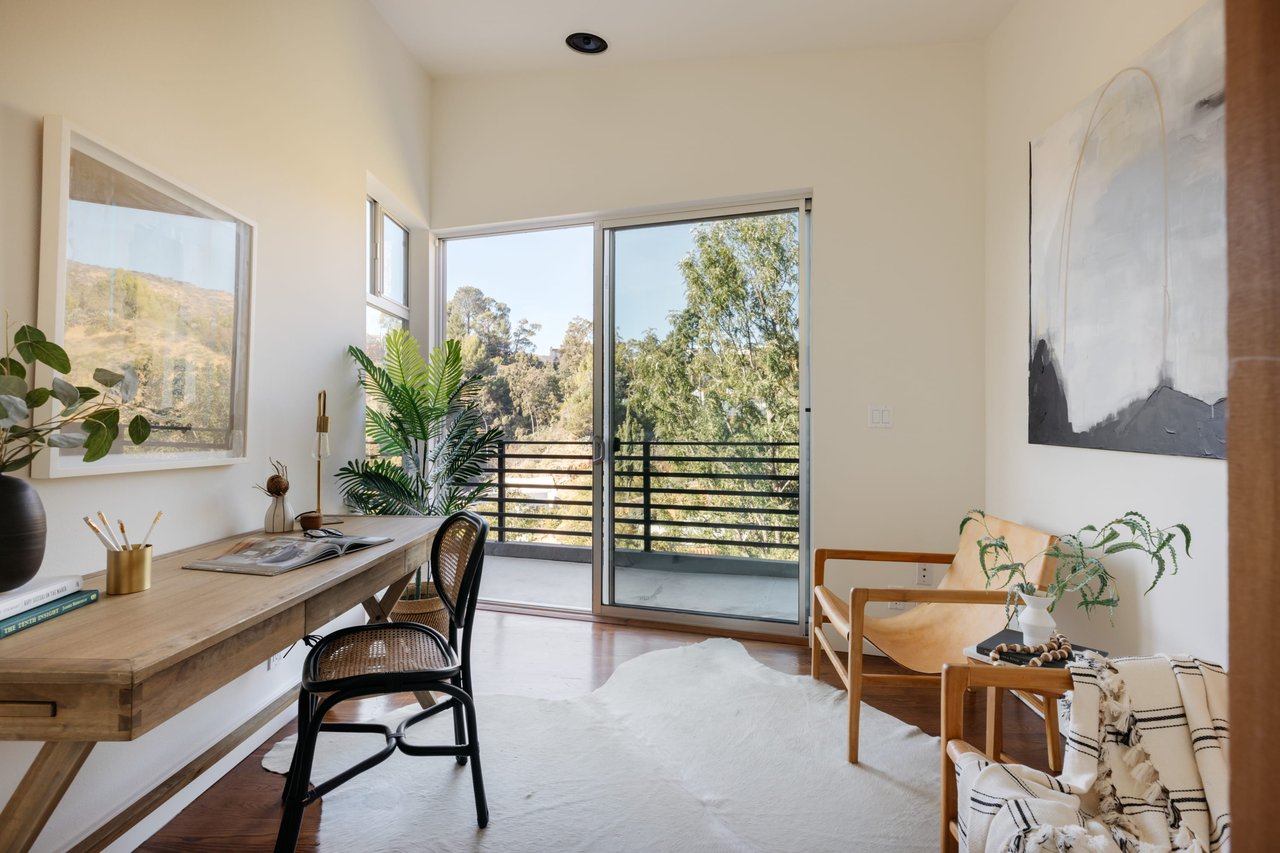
[591, 435, 605, 464]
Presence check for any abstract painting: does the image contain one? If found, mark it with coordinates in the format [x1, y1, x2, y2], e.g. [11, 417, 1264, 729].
[1029, 0, 1226, 459]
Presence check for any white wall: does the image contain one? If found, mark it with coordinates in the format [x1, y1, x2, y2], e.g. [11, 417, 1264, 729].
[984, 0, 1227, 662]
[431, 47, 989, 614]
[0, 1, 431, 849]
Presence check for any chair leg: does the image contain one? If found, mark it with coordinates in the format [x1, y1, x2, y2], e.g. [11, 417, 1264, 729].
[459, 691, 489, 828]
[452, 675, 468, 767]
[281, 690, 314, 805]
[847, 644, 865, 764]
[810, 602, 823, 679]
[276, 694, 323, 853]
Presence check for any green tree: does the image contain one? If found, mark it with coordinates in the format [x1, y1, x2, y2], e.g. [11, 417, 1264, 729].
[446, 285, 512, 360]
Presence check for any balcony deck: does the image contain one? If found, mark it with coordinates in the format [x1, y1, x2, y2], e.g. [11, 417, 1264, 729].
[482, 555, 799, 622]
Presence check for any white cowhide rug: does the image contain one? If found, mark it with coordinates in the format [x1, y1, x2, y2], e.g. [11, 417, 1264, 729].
[263, 639, 938, 851]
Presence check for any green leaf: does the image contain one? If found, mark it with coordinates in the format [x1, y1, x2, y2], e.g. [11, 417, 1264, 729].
[51, 376, 79, 407]
[29, 341, 71, 373]
[0, 375, 27, 399]
[25, 388, 51, 408]
[13, 325, 46, 362]
[0, 357, 26, 379]
[1174, 523, 1192, 556]
[1, 452, 39, 473]
[81, 423, 116, 462]
[93, 368, 124, 388]
[86, 408, 120, 432]
[75, 386, 100, 403]
[1104, 541, 1146, 555]
[128, 414, 151, 445]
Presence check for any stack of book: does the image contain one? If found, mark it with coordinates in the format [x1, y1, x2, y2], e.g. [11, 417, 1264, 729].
[975, 629, 1107, 668]
[0, 575, 99, 640]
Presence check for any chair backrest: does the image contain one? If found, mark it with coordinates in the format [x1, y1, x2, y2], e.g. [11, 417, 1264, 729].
[938, 514, 1057, 592]
[430, 510, 488, 632]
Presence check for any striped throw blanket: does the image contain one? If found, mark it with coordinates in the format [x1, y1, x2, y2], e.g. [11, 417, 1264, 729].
[955, 654, 1230, 852]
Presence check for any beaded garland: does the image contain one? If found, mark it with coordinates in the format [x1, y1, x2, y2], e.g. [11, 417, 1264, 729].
[988, 631, 1072, 667]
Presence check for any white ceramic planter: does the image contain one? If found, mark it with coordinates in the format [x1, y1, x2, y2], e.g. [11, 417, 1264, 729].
[1017, 591, 1056, 646]
[264, 495, 296, 533]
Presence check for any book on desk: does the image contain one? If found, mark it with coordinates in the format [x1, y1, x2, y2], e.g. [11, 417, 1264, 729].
[182, 533, 394, 576]
[0, 575, 99, 640]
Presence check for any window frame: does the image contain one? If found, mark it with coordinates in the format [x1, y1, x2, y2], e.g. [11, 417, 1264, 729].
[366, 195, 410, 324]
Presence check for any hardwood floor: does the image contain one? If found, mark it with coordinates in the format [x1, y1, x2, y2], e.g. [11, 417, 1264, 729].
[141, 609, 1054, 851]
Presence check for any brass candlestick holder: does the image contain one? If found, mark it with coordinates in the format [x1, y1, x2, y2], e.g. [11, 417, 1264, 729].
[300, 390, 330, 531]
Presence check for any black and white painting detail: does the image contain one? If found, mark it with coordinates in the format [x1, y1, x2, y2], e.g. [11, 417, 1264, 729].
[1029, 0, 1226, 460]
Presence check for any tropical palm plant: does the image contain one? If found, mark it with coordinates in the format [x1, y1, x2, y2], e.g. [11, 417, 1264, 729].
[337, 330, 503, 517]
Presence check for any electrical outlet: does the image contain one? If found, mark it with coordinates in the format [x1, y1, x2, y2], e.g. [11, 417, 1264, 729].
[267, 647, 290, 670]
[887, 585, 909, 610]
[917, 563, 930, 586]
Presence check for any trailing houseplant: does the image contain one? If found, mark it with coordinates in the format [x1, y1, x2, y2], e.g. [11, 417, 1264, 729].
[961, 509, 1192, 641]
[0, 318, 152, 591]
[337, 330, 502, 603]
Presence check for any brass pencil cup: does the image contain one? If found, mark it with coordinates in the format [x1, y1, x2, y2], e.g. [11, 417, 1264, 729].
[107, 545, 152, 595]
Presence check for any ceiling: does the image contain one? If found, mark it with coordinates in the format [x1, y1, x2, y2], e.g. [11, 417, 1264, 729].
[372, 0, 1019, 78]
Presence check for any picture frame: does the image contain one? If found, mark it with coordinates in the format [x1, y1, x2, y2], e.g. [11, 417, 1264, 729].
[33, 116, 254, 477]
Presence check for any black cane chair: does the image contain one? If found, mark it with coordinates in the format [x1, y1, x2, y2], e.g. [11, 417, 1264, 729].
[274, 511, 490, 852]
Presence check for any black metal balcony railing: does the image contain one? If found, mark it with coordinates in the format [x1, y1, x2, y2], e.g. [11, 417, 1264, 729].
[467, 439, 800, 561]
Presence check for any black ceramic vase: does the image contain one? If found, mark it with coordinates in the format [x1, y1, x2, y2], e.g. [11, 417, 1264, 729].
[0, 474, 46, 593]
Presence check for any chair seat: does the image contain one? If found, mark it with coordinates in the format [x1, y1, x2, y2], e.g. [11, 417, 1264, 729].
[304, 622, 459, 693]
[813, 584, 1005, 674]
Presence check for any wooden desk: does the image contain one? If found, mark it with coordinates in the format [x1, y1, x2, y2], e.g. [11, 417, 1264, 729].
[0, 514, 442, 853]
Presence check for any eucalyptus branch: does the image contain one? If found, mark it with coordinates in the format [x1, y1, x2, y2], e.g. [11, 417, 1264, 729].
[0, 318, 152, 471]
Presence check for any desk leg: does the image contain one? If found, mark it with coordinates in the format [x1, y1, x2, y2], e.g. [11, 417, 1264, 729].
[985, 686, 1004, 761]
[0, 741, 95, 853]
[360, 573, 435, 710]
[361, 572, 414, 624]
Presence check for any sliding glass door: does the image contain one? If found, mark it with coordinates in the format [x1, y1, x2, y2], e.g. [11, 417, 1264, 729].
[439, 199, 808, 634]
[597, 204, 808, 630]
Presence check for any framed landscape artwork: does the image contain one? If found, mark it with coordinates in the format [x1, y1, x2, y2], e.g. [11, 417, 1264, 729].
[1028, 0, 1226, 460]
[34, 116, 253, 477]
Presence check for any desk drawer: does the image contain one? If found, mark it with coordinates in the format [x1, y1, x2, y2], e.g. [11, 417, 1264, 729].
[0, 678, 132, 742]
[132, 605, 304, 737]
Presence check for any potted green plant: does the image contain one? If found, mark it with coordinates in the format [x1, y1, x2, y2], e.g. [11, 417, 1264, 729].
[0, 320, 151, 591]
[961, 509, 1192, 645]
[337, 330, 502, 626]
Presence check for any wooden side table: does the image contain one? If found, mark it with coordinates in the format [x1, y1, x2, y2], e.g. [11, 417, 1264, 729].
[963, 645, 1070, 772]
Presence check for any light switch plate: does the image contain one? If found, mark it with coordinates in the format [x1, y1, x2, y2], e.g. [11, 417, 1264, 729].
[868, 405, 893, 429]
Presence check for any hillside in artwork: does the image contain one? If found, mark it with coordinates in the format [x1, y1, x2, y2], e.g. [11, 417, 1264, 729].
[63, 261, 236, 449]
[1029, 339, 1226, 459]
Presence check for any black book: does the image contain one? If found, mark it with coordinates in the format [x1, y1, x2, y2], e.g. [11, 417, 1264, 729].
[975, 629, 1107, 668]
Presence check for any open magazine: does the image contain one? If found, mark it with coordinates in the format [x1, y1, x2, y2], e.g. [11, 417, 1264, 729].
[183, 534, 393, 576]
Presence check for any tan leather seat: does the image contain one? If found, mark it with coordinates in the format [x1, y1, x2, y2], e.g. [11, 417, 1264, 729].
[812, 513, 1058, 763]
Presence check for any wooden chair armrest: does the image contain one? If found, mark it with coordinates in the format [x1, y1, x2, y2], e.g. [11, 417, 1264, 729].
[850, 588, 1009, 606]
[942, 662, 1073, 694]
[814, 547, 954, 585]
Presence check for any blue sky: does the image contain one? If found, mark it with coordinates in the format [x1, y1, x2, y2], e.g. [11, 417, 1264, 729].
[68, 201, 237, 292]
[444, 222, 696, 354]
